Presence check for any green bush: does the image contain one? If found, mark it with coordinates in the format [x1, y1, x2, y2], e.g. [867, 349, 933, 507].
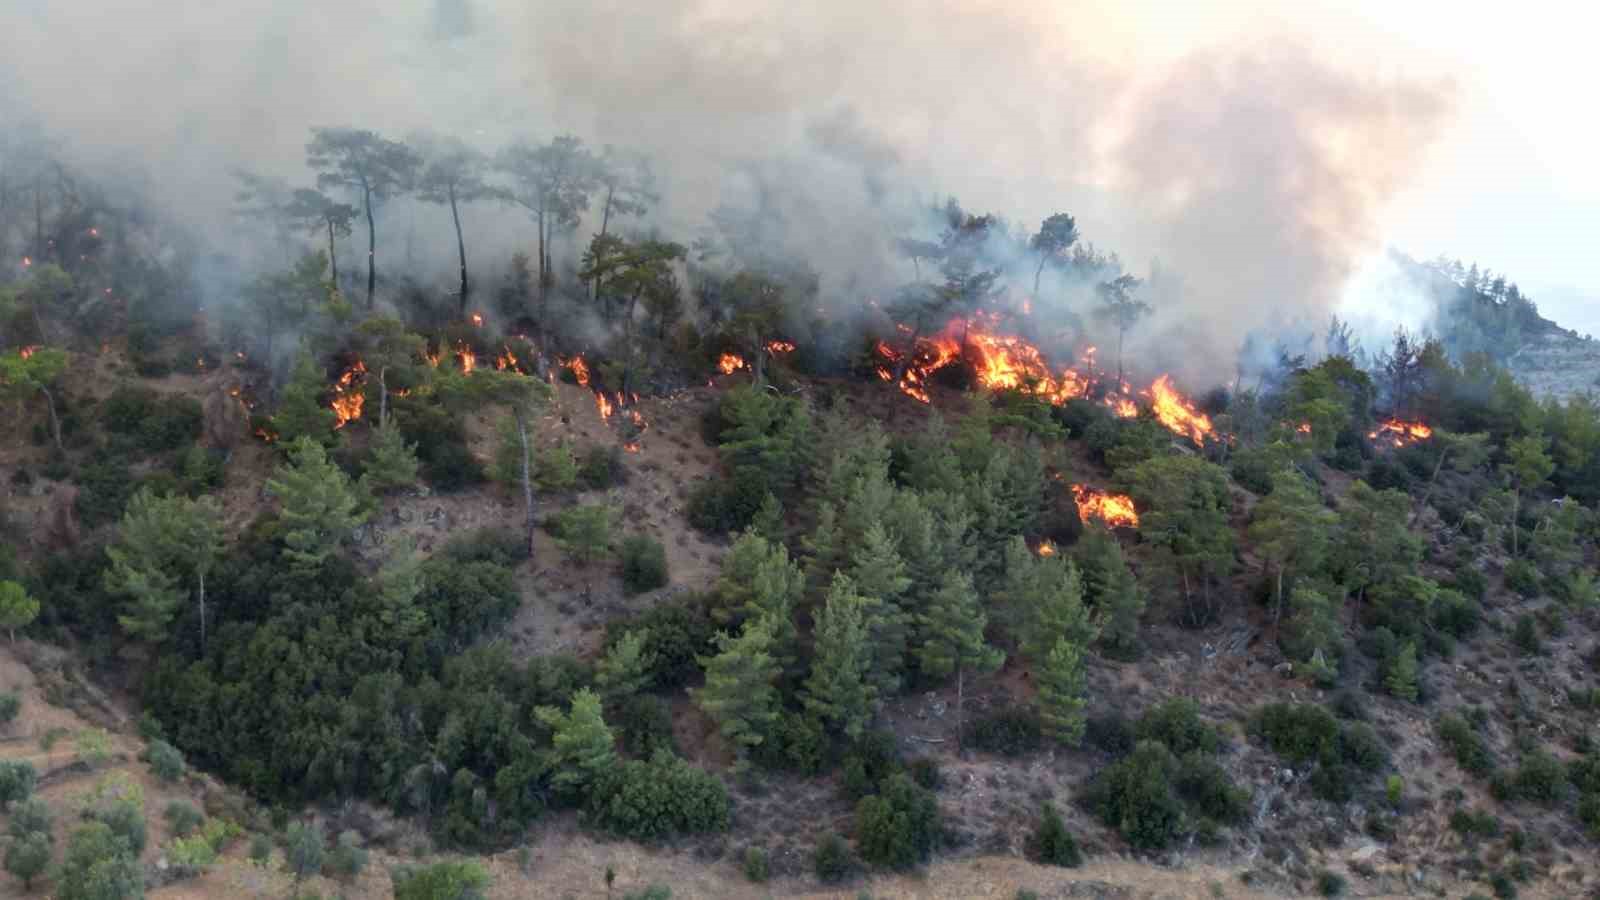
[605, 601, 713, 689]
[249, 832, 273, 866]
[1086, 713, 1135, 756]
[1438, 713, 1494, 776]
[586, 751, 730, 841]
[840, 731, 901, 800]
[1136, 698, 1221, 756]
[0, 760, 37, 806]
[855, 774, 940, 869]
[621, 885, 671, 900]
[1503, 559, 1540, 597]
[7, 797, 52, 838]
[326, 830, 368, 882]
[908, 757, 942, 790]
[1084, 741, 1185, 851]
[164, 800, 204, 838]
[1510, 751, 1565, 804]
[1253, 703, 1339, 764]
[1449, 808, 1500, 838]
[1027, 803, 1082, 867]
[1512, 614, 1541, 655]
[617, 695, 677, 758]
[619, 535, 669, 595]
[101, 385, 204, 453]
[1433, 589, 1482, 638]
[1316, 869, 1347, 897]
[1337, 722, 1389, 773]
[0, 691, 19, 725]
[146, 738, 186, 782]
[743, 845, 770, 883]
[813, 832, 854, 883]
[578, 444, 627, 490]
[440, 527, 528, 566]
[1174, 752, 1250, 824]
[964, 709, 1043, 756]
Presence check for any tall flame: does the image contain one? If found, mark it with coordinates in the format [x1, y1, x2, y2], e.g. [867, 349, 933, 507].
[331, 359, 368, 429]
[1035, 540, 1057, 557]
[718, 353, 746, 375]
[496, 345, 520, 372]
[456, 342, 476, 374]
[1147, 375, 1214, 444]
[470, 313, 484, 327]
[562, 356, 591, 386]
[596, 392, 613, 419]
[1072, 484, 1140, 528]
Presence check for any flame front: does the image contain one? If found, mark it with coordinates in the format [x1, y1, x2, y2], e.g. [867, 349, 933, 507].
[1072, 484, 1140, 529]
[596, 392, 613, 419]
[456, 342, 476, 374]
[1035, 540, 1057, 557]
[496, 345, 520, 372]
[1105, 395, 1138, 418]
[562, 356, 591, 386]
[1147, 375, 1214, 444]
[1368, 418, 1432, 447]
[765, 340, 796, 354]
[470, 313, 484, 327]
[331, 359, 368, 429]
[718, 353, 745, 375]
[19, 345, 38, 360]
[1296, 422, 1313, 435]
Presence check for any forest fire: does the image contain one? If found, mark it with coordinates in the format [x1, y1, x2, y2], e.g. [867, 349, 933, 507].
[1035, 540, 1058, 557]
[1105, 395, 1138, 418]
[424, 349, 440, 368]
[496, 345, 520, 372]
[718, 353, 746, 374]
[1297, 422, 1313, 434]
[20, 257, 30, 268]
[1148, 375, 1215, 444]
[596, 392, 613, 419]
[330, 359, 367, 429]
[254, 426, 277, 443]
[456, 343, 477, 374]
[1072, 484, 1140, 528]
[1369, 418, 1433, 447]
[623, 442, 641, 453]
[562, 356, 591, 386]
[765, 340, 796, 354]
[19, 346, 37, 360]
[470, 313, 484, 327]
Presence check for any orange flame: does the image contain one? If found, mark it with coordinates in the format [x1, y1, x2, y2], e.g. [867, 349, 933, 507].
[1105, 395, 1138, 418]
[496, 345, 520, 372]
[623, 442, 641, 453]
[596, 392, 613, 419]
[254, 426, 277, 443]
[1296, 422, 1313, 435]
[19, 345, 38, 360]
[1035, 540, 1057, 557]
[331, 359, 368, 429]
[1147, 375, 1214, 444]
[1368, 418, 1432, 447]
[765, 340, 796, 354]
[20, 257, 30, 267]
[424, 349, 440, 368]
[456, 342, 476, 374]
[562, 356, 591, 386]
[470, 313, 484, 327]
[1072, 484, 1140, 529]
[718, 353, 745, 375]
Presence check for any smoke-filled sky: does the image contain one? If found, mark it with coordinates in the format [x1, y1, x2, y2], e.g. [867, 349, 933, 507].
[4, 0, 1595, 365]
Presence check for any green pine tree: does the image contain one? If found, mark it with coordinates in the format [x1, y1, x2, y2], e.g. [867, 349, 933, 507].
[1037, 636, 1088, 745]
[803, 573, 878, 739]
[360, 414, 420, 495]
[1246, 469, 1336, 623]
[535, 688, 616, 797]
[1385, 641, 1419, 702]
[918, 570, 1005, 751]
[595, 629, 657, 704]
[750, 492, 785, 543]
[266, 436, 367, 574]
[103, 489, 224, 648]
[271, 349, 336, 446]
[846, 522, 912, 696]
[0, 581, 40, 644]
[713, 532, 804, 664]
[695, 615, 782, 764]
[555, 504, 614, 599]
[1502, 430, 1554, 558]
[1074, 526, 1143, 654]
[1285, 585, 1341, 681]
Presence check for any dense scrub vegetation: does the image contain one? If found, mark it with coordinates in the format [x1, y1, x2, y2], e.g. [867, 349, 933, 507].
[1, 116, 1597, 899]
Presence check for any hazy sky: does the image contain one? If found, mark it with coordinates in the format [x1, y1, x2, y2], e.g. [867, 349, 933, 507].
[1090, 0, 1600, 335]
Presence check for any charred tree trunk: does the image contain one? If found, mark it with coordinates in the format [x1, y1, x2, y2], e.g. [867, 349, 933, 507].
[1033, 257, 1046, 300]
[1411, 446, 1451, 527]
[451, 183, 468, 315]
[197, 569, 207, 654]
[955, 665, 966, 753]
[363, 180, 377, 310]
[893, 319, 923, 385]
[378, 367, 389, 429]
[536, 207, 548, 329]
[592, 184, 615, 303]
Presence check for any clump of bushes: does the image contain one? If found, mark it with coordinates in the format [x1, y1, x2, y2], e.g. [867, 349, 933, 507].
[585, 751, 729, 841]
[813, 832, 854, 883]
[963, 708, 1043, 756]
[1438, 712, 1495, 776]
[1026, 803, 1081, 867]
[620, 535, 669, 595]
[1135, 698, 1222, 756]
[579, 444, 627, 490]
[854, 774, 940, 869]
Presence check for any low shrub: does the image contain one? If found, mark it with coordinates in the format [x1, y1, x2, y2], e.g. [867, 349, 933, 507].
[586, 751, 730, 841]
[964, 709, 1043, 756]
[578, 444, 627, 490]
[620, 535, 669, 595]
[0, 760, 37, 806]
[1253, 703, 1339, 764]
[1173, 752, 1250, 824]
[1438, 713, 1494, 777]
[1136, 698, 1222, 756]
[146, 739, 186, 782]
[1510, 751, 1565, 804]
[1512, 614, 1542, 656]
[1086, 712, 1135, 756]
[1083, 741, 1185, 851]
[742, 846, 770, 883]
[908, 757, 942, 790]
[164, 801, 204, 838]
[855, 774, 940, 869]
[1026, 803, 1081, 867]
[606, 601, 713, 690]
[617, 695, 677, 758]
[813, 832, 854, 883]
[0, 692, 19, 725]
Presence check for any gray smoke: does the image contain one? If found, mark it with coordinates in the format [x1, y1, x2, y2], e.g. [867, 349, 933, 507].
[0, 0, 1455, 382]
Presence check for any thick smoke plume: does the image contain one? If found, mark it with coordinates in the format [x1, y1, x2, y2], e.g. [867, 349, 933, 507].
[1, 0, 1453, 382]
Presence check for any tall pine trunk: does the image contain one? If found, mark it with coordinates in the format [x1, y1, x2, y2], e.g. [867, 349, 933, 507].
[451, 183, 468, 315]
[515, 409, 536, 563]
[363, 180, 376, 310]
[592, 184, 615, 303]
[955, 665, 966, 753]
[39, 386, 61, 452]
[197, 569, 207, 654]
[536, 207, 548, 330]
[325, 217, 339, 287]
